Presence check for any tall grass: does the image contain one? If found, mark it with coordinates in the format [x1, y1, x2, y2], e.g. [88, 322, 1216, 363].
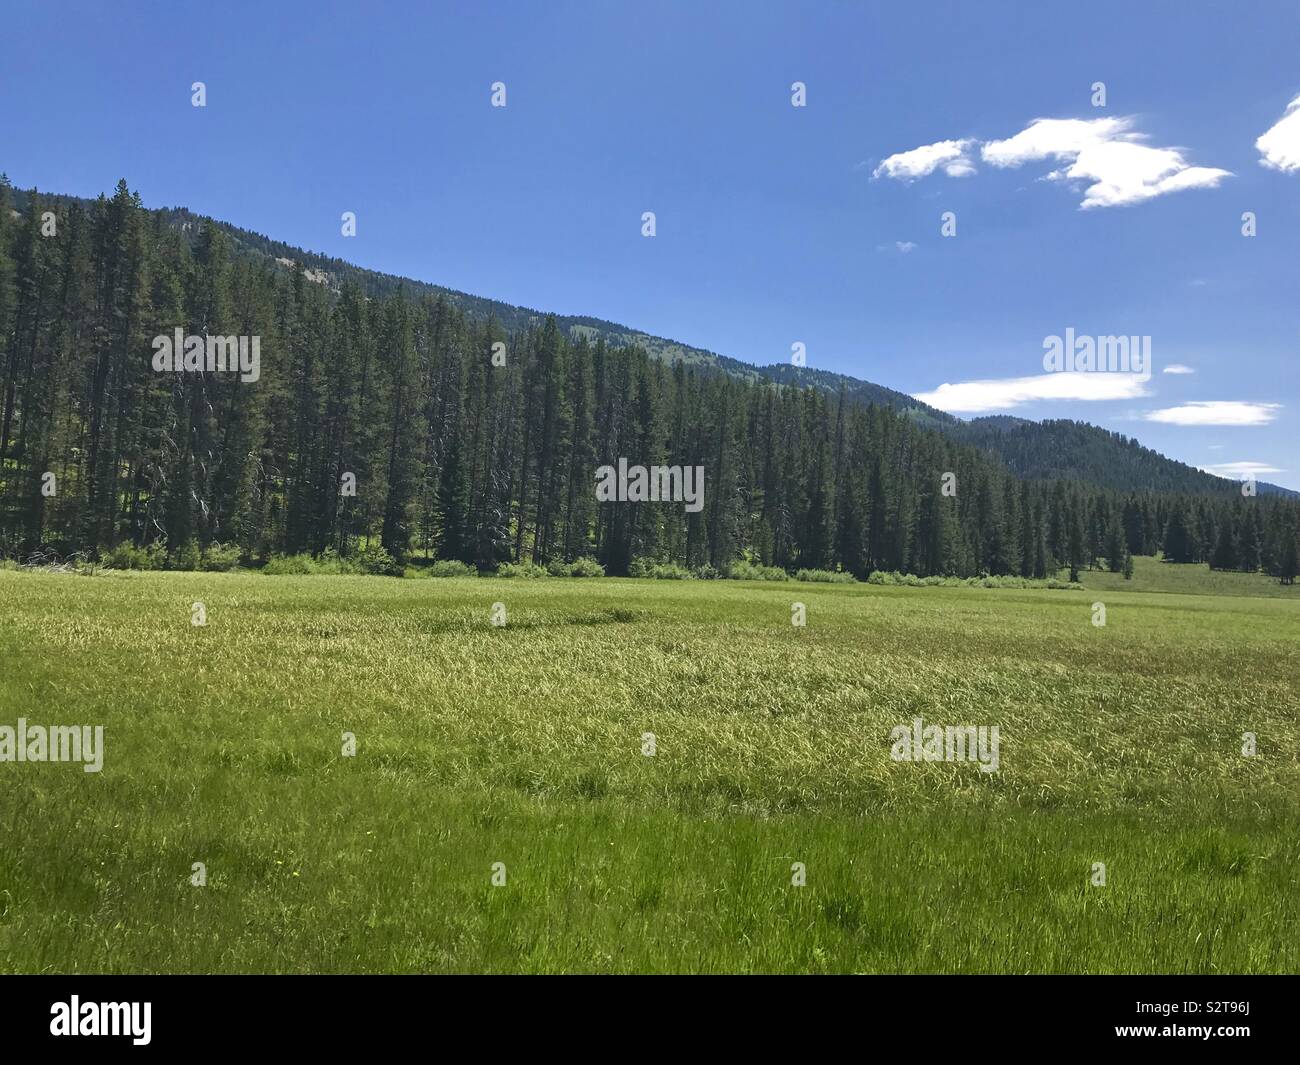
[1, 569, 1297, 972]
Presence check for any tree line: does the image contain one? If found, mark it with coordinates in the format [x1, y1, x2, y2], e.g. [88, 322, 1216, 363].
[1, 178, 1297, 581]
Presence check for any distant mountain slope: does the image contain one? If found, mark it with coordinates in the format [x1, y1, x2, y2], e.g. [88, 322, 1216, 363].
[953, 417, 1296, 497]
[11, 183, 1288, 497]
[10, 188, 957, 428]
[201, 209, 960, 427]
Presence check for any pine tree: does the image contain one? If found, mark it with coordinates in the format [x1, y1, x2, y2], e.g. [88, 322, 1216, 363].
[436, 431, 471, 562]
[1279, 524, 1298, 586]
[1210, 514, 1239, 571]
[1238, 506, 1262, 572]
[1104, 512, 1127, 573]
[1162, 503, 1195, 564]
[378, 291, 423, 562]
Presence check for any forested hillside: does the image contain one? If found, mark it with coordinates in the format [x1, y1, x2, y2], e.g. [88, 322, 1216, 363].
[953, 417, 1292, 496]
[9, 186, 952, 426]
[2, 178, 1297, 580]
[14, 182, 1288, 495]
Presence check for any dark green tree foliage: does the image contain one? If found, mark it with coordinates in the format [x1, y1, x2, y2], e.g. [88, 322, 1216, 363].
[1162, 503, 1196, 564]
[2, 184, 1298, 579]
[436, 431, 471, 563]
[1104, 511, 1128, 573]
[1210, 515, 1238, 571]
[1280, 530, 1299, 586]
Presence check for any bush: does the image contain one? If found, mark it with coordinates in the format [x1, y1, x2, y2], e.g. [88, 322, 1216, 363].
[655, 563, 692, 579]
[261, 547, 389, 576]
[693, 563, 721, 580]
[202, 542, 242, 572]
[496, 560, 548, 579]
[864, 569, 1081, 590]
[171, 540, 202, 571]
[357, 544, 399, 576]
[794, 568, 855, 583]
[428, 559, 476, 578]
[527, 556, 609, 578]
[310, 547, 349, 574]
[630, 561, 692, 579]
[627, 558, 655, 578]
[728, 560, 789, 581]
[262, 553, 314, 575]
[865, 571, 922, 586]
[105, 542, 156, 571]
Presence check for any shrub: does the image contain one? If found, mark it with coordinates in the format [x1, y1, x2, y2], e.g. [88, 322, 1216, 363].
[794, 568, 855, 583]
[263, 553, 314, 575]
[863, 569, 1081, 590]
[638, 561, 692, 579]
[546, 559, 571, 577]
[655, 563, 692, 579]
[311, 547, 347, 574]
[693, 563, 721, 580]
[428, 559, 476, 578]
[202, 541, 242, 572]
[568, 556, 605, 578]
[260, 547, 402, 576]
[628, 559, 692, 579]
[105, 542, 155, 571]
[496, 560, 548, 579]
[728, 560, 789, 581]
[867, 571, 933, 586]
[171, 540, 202, 571]
[357, 544, 399, 576]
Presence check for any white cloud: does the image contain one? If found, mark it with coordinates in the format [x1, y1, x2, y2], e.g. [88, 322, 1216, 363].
[982, 117, 1230, 208]
[875, 115, 1229, 208]
[1143, 401, 1281, 426]
[872, 139, 977, 181]
[1256, 94, 1300, 173]
[981, 116, 1132, 166]
[1201, 461, 1284, 478]
[1162, 364, 1195, 374]
[913, 371, 1151, 414]
[894, 241, 916, 253]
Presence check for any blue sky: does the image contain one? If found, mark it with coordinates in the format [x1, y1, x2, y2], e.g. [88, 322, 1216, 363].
[3, 1, 1297, 485]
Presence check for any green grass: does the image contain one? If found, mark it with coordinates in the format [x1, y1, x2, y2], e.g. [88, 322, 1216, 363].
[1081, 553, 1300, 599]
[1, 568, 1298, 973]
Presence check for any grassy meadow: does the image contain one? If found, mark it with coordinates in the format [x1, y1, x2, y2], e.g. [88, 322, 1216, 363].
[1, 564, 1298, 973]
